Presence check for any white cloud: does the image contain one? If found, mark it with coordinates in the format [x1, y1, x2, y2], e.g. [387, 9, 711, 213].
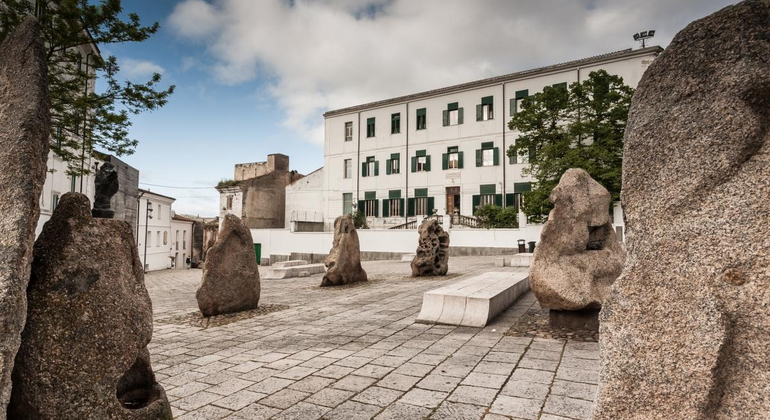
[168, 0, 739, 145]
[121, 58, 166, 78]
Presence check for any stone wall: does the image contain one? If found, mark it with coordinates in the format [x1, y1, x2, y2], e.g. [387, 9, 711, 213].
[96, 153, 139, 233]
[241, 170, 304, 229]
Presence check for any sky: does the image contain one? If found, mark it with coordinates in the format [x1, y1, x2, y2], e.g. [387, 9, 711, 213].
[108, 0, 739, 217]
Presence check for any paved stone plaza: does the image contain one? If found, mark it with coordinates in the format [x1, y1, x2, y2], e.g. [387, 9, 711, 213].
[147, 256, 598, 420]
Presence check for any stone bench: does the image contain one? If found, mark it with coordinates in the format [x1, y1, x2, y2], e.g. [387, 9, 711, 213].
[271, 260, 309, 268]
[416, 271, 530, 327]
[262, 263, 326, 279]
[510, 253, 534, 267]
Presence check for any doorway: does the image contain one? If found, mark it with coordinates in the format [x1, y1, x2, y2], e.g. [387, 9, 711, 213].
[446, 187, 460, 215]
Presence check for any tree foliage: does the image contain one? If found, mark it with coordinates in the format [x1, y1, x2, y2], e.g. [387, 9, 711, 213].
[475, 205, 519, 229]
[0, 0, 175, 176]
[507, 70, 633, 223]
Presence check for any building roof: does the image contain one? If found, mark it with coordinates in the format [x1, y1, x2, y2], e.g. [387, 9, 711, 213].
[138, 188, 176, 202]
[172, 214, 198, 223]
[323, 46, 663, 117]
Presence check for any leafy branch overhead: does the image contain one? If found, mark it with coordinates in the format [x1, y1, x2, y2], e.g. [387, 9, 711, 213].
[0, 0, 175, 176]
[507, 70, 633, 223]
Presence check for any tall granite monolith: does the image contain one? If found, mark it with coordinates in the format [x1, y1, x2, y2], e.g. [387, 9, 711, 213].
[411, 219, 450, 277]
[595, 1, 770, 419]
[8, 193, 172, 419]
[0, 16, 50, 417]
[196, 214, 261, 316]
[322, 215, 367, 286]
[529, 169, 625, 311]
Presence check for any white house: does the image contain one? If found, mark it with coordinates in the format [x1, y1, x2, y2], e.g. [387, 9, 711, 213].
[170, 214, 195, 269]
[137, 189, 176, 271]
[306, 46, 662, 238]
[36, 153, 99, 237]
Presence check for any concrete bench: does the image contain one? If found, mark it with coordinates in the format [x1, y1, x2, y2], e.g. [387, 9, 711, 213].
[510, 253, 534, 267]
[263, 263, 326, 279]
[416, 271, 530, 327]
[272, 260, 309, 268]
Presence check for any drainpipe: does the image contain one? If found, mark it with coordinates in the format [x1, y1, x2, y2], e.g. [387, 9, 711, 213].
[405, 102, 409, 226]
[501, 83, 506, 208]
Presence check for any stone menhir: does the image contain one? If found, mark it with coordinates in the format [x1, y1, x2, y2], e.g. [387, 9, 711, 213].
[594, 2, 770, 419]
[411, 219, 450, 276]
[196, 214, 261, 316]
[529, 168, 625, 312]
[321, 215, 367, 287]
[92, 161, 119, 218]
[8, 193, 172, 419]
[0, 16, 50, 417]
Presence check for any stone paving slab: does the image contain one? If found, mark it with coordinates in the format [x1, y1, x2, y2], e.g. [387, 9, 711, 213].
[146, 256, 598, 419]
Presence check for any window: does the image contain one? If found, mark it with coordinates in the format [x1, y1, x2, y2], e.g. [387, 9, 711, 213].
[476, 142, 499, 167]
[343, 193, 353, 215]
[415, 198, 428, 215]
[386, 153, 400, 175]
[366, 117, 375, 137]
[442, 102, 463, 126]
[509, 139, 532, 164]
[52, 193, 60, 211]
[175, 230, 179, 250]
[156, 231, 161, 248]
[473, 184, 501, 214]
[365, 200, 377, 217]
[388, 199, 401, 217]
[362, 156, 378, 177]
[443, 146, 463, 170]
[157, 204, 161, 220]
[480, 194, 496, 206]
[411, 150, 431, 172]
[163, 231, 168, 245]
[146, 230, 151, 247]
[226, 196, 233, 210]
[391, 113, 400, 134]
[344, 159, 352, 179]
[345, 121, 353, 141]
[510, 89, 529, 116]
[477, 96, 493, 121]
[183, 230, 187, 250]
[416, 108, 426, 130]
[70, 176, 76, 192]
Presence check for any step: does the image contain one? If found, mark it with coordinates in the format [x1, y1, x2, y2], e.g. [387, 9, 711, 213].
[416, 271, 530, 327]
[262, 263, 326, 279]
[272, 260, 309, 268]
[401, 253, 416, 262]
[510, 253, 534, 267]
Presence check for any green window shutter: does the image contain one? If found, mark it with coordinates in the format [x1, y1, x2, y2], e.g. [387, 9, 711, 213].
[442, 153, 448, 170]
[425, 156, 431, 172]
[458, 151, 464, 169]
[408, 198, 415, 216]
[495, 194, 503, 207]
[472, 195, 481, 215]
[400, 199, 405, 216]
[427, 197, 435, 215]
[510, 98, 516, 116]
[458, 108, 464, 124]
[386, 159, 391, 175]
[374, 160, 379, 176]
[506, 193, 515, 208]
[493, 147, 500, 166]
[382, 199, 390, 217]
[514, 182, 532, 193]
[481, 96, 493, 105]
[448, 102, 459, 111]
[389, 190, 401, 199]
[411, 156, 417, 173]
[476, 104, 483, 121]
[416, 108, 426, 117]
[415, 188, 428, 197]
[553, 82, 567, 90]
[481, 141, 494, 149]
[442, 110, 449, 126]
[416, 149, 426, 157]
[361, 162, 367, 177]
[364, 191, 376, 200]
[358, 200, 365, 213]
[374, 199, 379, 217]
[475, 149, 482, 167]
[515, 89, 529, 99]
[391, 153, 400, 160]
[480, 184, 496, 194]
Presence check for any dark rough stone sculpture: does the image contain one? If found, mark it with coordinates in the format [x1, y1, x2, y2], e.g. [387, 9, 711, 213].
[321, 215, 367, 286]
[0, 16, 50, 417]
[196, 214, 260, 316]
[411, 219, 450, 276]
[8, 193, 172, 419]
[530, 168, 625, 310]
[595, 2, 770, 419]
[92, 161, 119, 218]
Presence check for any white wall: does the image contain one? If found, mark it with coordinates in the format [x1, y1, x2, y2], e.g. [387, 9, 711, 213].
[170, 219, 194, 269]
[137, 193, 175, 271]
[218, 187, 242, 220]
[36, 152, 99, 237]
[285, 168, 326, 229]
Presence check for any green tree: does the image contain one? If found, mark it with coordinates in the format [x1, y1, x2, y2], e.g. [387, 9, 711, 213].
[507, 70, 633, 223]
[0, 0, 175, 176]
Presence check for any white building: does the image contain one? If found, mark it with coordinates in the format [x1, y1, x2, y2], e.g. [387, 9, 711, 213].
[310, 46, 662, 237]
[170, 215, 194, 269]
[137, 189, 176, 271]
[36, 153, 99, 237]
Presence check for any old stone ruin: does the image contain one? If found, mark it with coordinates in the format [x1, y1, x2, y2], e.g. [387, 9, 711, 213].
[594, 1, 770, 418]
[9, 194, 172, 419]
[196, 214, 261, 317]
[411, 219, 450, 277]
[0, 16, 51, 418]
[91, 161, 120, 218]
[529, 168, 625, 330]
[321, 215, 368, 286]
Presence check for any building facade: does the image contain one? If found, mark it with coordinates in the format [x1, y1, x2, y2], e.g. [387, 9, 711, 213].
[217, 154, 305, 229]
[318, 47, 662, 233]
[137, 189, 176, 271]
[170, 215, 194, 269]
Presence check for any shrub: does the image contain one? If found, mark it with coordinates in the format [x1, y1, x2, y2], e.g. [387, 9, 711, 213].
[475, 205, 519, 229]
[350, 210, 368, 229]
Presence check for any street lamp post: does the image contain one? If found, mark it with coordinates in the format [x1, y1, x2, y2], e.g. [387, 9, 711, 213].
[143, 200, 153, 272]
